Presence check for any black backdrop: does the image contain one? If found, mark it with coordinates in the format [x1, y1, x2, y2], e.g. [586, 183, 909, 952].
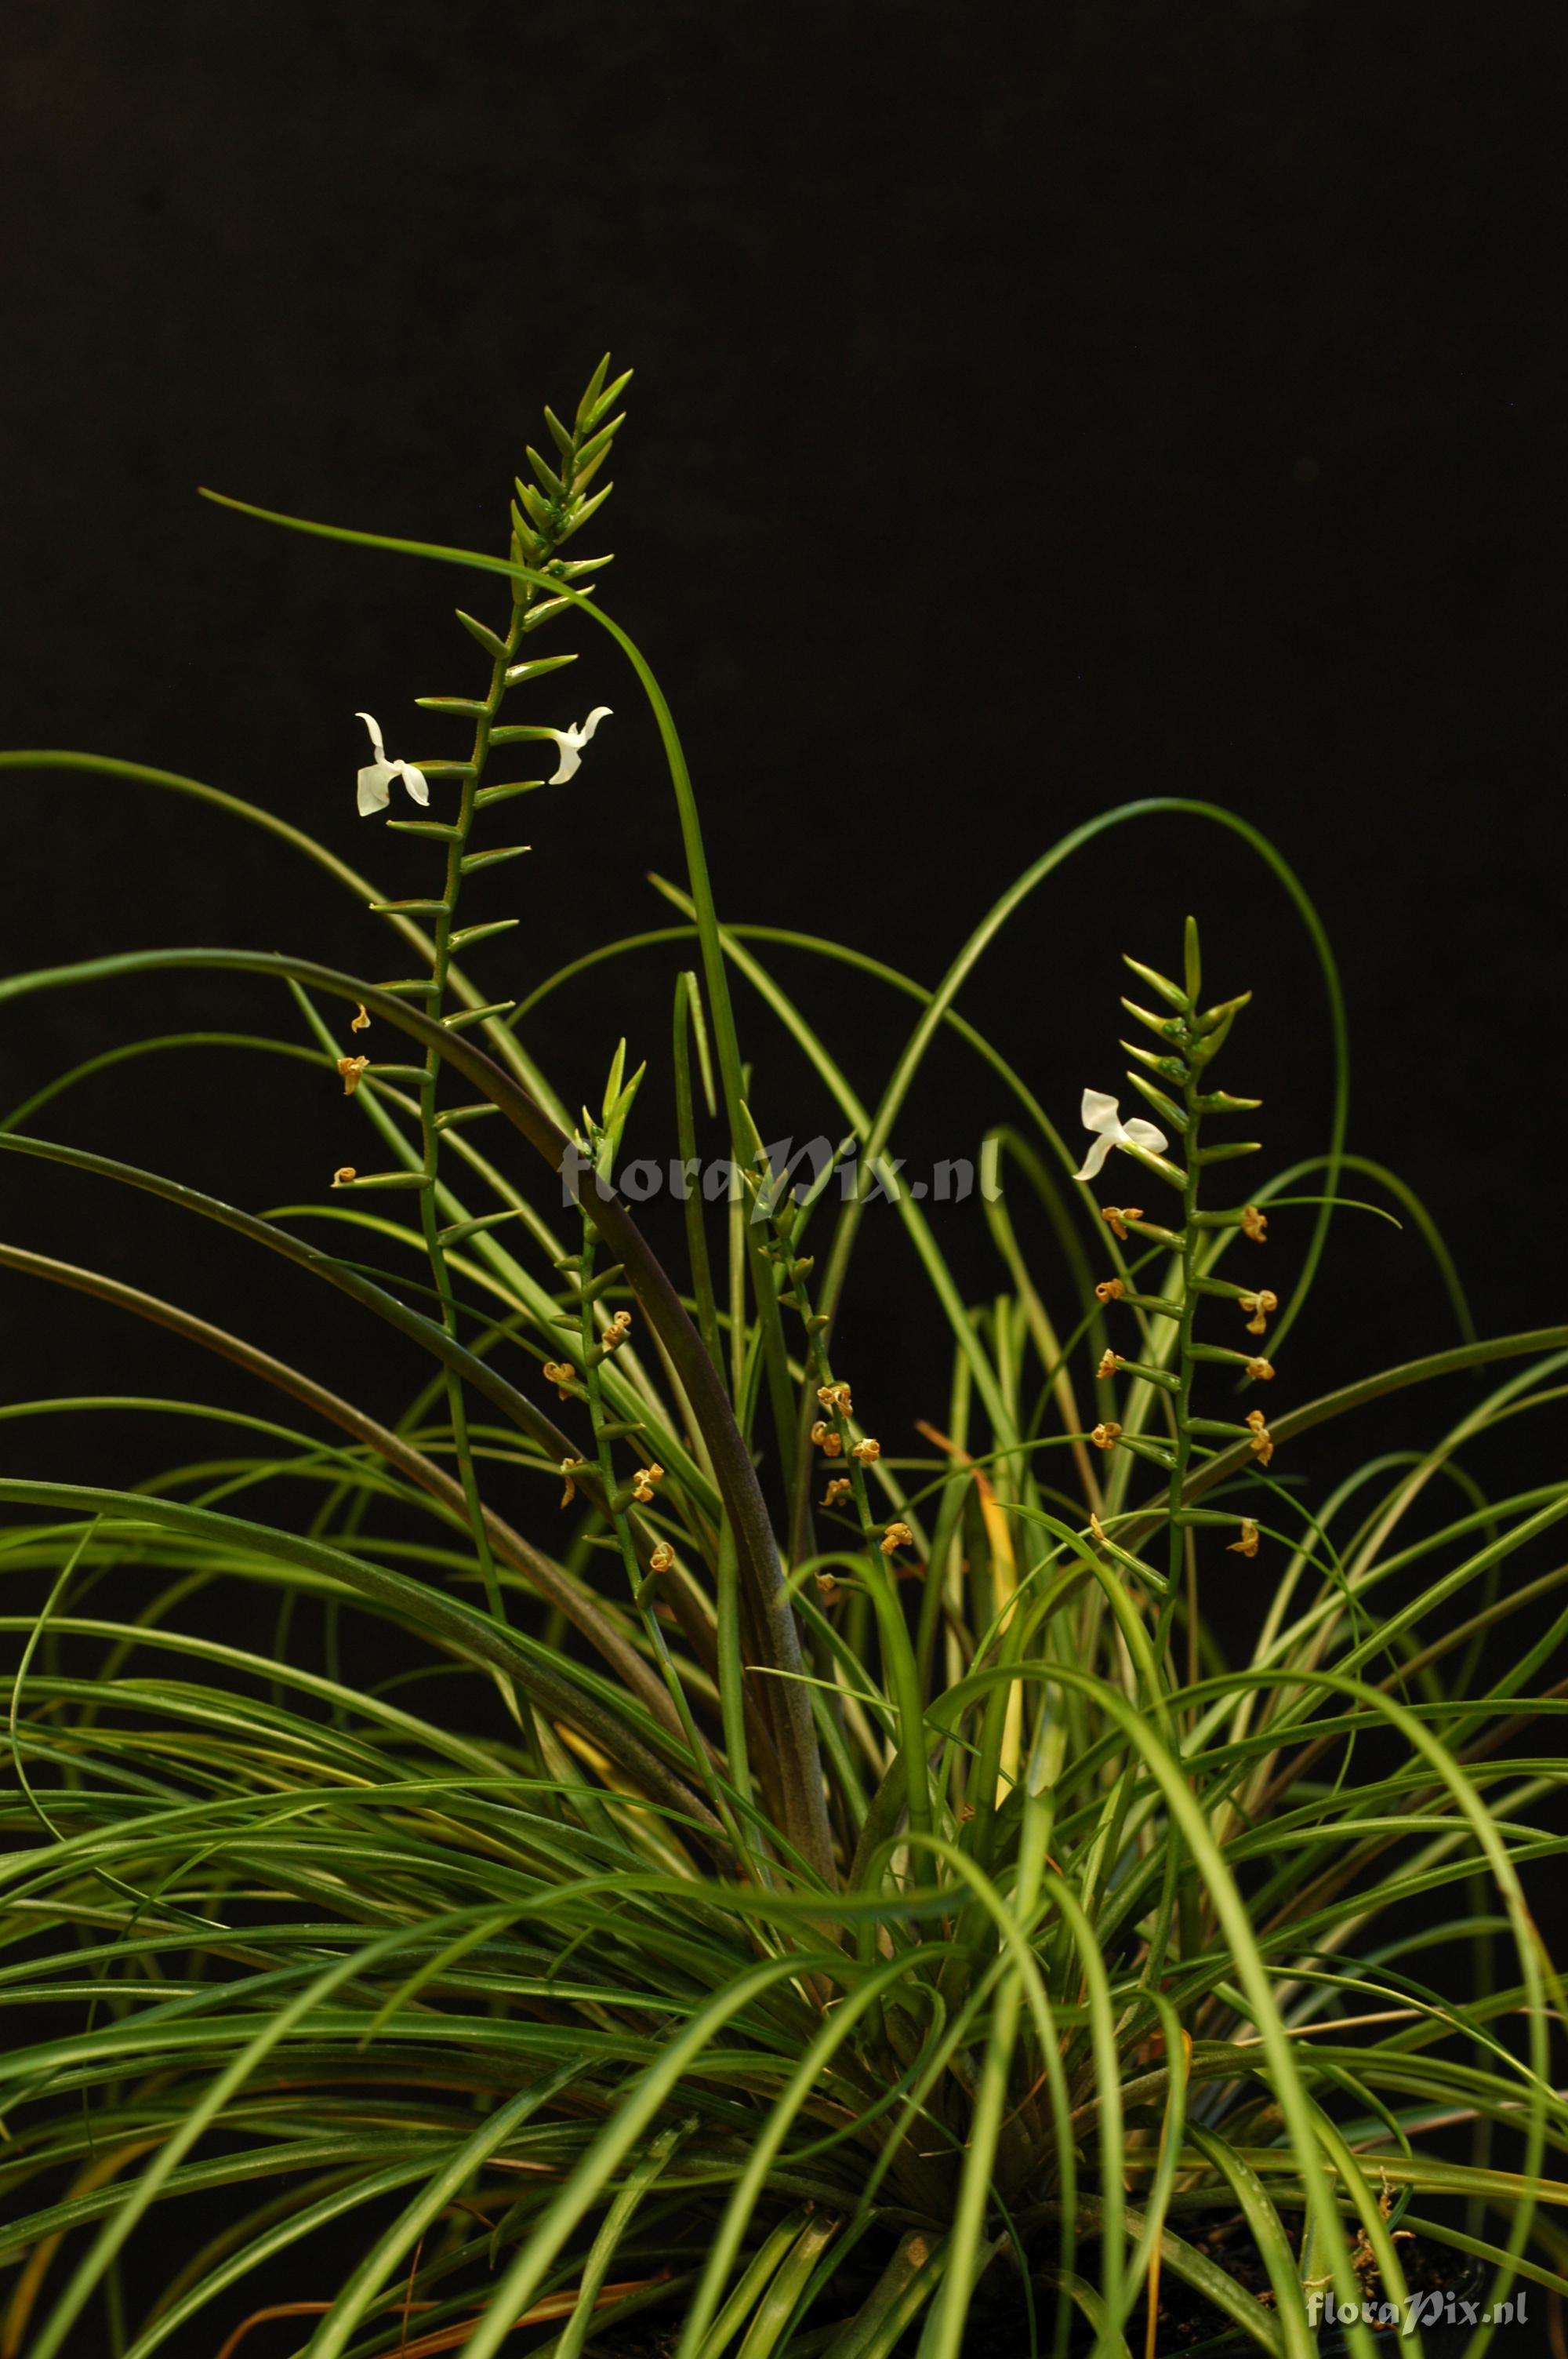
[3, 0, 1563, 1486]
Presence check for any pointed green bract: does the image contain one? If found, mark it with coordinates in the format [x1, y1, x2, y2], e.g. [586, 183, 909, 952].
[1122, 952, 1188, 1012]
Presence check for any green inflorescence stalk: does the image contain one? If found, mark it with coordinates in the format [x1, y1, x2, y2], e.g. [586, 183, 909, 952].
[358, 359, 630, 1688]
[1088, 917, 1276, 1666]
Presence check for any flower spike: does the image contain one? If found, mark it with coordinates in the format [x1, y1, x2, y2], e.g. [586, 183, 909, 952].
[1073, 1089, 1169, 1183]
[355, 712, 430, 817]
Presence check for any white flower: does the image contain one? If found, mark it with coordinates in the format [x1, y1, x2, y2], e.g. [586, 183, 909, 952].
[544, 707, 612, 784]
[1073, 1088, 1168, 1182]
[355, 712, 430, 818]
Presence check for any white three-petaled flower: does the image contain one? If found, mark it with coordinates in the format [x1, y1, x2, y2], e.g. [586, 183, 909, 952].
[544, 707, 613, 784]
[1073, 1089, 1168, 1182]
[355, 712, 430, 818]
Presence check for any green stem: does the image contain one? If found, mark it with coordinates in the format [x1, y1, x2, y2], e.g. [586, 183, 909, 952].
[413, 594, 526, 1663]
[402, 398, 615, 1718]
[573, 1202, 751, 1869]
[672, 972, 723, 1377]
[1163, 1100, 1202, 1629]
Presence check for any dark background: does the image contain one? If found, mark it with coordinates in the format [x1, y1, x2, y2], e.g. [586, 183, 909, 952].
[2, 0, 1563, 1480]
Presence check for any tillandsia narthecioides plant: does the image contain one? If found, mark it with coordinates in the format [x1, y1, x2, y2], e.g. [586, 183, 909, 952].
[0, 354, 1565, 2359]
